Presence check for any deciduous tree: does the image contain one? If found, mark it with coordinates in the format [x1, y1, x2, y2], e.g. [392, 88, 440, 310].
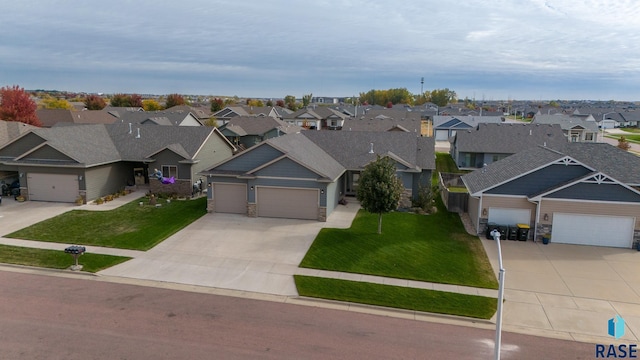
[0, 85, 41, 126]
[618, 136, 632, 151]
[302, 93, 313, 107]
[356, 155, 404, 234]
[84, 94, 107, 110]
[142, 99, 162, 111]
[210, 98, 224, 112]
[110, 93, 131, 107]
[42, 97, 73, 110]
[165, 93, 186, 108]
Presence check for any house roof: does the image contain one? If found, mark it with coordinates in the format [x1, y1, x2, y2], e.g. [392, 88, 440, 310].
[0, 120, 38, 146]
[303, 131, 435, 171]
[220, 116, 303, 136]
[532, 114, 599, 131]
[113, 110, 200, 126]
[433, 115, 504, 128]
[283, 106, 347, 120]
[265, 134, 345, 181]
[453, 123, 567, 153]
[462, 142, 640, 195]
[342, 109, 423, 132]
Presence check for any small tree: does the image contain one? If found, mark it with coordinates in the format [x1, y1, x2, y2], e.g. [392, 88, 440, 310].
[165, 93, 186, 108]
[110, 93, 131, 107]
[84, 94, 107, 110]
[302, 93, 313, 107]
[42, 97, 73, 109]
[618, 136, 632, 151]
[210, 98, 224, 112]
[142, 99, 162, 111]
[356, 155, 404, 234]
[0, 85, 40, 126]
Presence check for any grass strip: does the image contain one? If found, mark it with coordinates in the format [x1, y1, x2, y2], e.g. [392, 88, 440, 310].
[295, 275, 497, 320]
[0, 244, 130, 273]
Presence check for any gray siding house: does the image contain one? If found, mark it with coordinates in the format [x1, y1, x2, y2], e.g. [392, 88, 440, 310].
[462, 142, 640, 248]
[202, 131, 435, 221]
[0, 123, 235, 203]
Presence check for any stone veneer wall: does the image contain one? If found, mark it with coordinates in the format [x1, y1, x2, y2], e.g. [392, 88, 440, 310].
[318, 207, 327, 222]
[247, 203, 257, 217]
[398, 189, 413, 209]
[149, 179, 192, 197]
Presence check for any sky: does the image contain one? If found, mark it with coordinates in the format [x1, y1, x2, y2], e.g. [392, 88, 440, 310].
[2, 0, 640, 101]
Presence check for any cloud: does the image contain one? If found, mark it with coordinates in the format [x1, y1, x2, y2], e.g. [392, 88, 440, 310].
[0, 0, 639, 99]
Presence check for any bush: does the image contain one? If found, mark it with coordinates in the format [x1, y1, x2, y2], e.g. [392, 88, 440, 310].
[412, 184, 439, 212]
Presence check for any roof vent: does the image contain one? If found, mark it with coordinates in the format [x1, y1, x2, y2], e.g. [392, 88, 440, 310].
[369, 142, 374, 154]
[529, 129, 532, 135]
[129, 123, 132, 134]
[136, 128, 141, 139]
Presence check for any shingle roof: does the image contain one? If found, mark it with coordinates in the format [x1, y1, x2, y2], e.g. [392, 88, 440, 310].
[453, 123, 566, 153]
[221, 116, 302, 136]
[0, 120, 37, 146]
[265, 133, 345, 181]
[31, 125, 121, 165]
[532, 114, 599, 131]
[462, 142, 640, 195]
[342, 109, 423, 132]
[303, 131, 435, 171]
[114, 111, 197, 125]
[433, 115, 504, 127]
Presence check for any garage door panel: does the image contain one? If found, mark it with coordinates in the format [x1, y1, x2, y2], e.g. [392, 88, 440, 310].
[552, 213, 634, 248]
[28, 173, 79, 203]
[257, 187, 318, 220]
[488, 208, 530, 226]
[213, 183, 246, 214]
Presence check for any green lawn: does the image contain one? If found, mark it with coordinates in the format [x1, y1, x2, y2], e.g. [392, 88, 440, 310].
[0, 244, 130, 273]
[295, 276, 496, 319]
[436, 152, 466, 174]
[299, 200, 498, 290]
[6, 197, 207, 250]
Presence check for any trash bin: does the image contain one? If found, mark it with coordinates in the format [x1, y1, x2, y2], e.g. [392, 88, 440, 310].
[516, 224, 530, 241]
[497, 225, 508, 240]
[486, 223, 499, 239]
[507, 225, 518, 240]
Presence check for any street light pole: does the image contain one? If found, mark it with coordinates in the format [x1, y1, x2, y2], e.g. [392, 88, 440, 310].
[490, 229, 506, 360]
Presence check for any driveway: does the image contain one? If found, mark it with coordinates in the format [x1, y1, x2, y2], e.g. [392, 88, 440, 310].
[98, 202, 361, 296]
[482, 239, 640, 343]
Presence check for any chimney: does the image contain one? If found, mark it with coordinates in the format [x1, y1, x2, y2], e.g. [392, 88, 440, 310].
[136, 128, 141, 139]
[369, 142, 374, 154]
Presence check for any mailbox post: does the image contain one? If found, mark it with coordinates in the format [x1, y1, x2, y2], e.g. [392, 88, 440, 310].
[64, 245, 86, 271]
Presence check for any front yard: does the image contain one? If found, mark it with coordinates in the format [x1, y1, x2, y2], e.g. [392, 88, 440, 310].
[6, 197, 207, 250]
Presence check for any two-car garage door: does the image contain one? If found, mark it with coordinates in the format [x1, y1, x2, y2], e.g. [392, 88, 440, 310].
[552, 213, 634, 248]
[213, 184, 319, 220]
[257, 187, 319, 220]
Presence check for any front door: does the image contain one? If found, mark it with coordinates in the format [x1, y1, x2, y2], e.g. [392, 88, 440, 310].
[345, 171, 360, 196]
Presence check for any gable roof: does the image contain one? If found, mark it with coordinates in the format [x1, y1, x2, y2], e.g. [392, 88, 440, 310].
[284, 107, 347, 120]
[114, 111, 201, 126]
[342, 110, 423, 133]
[303, 131, 435, 171]
[219, 116, 303, 136]
[0, 120, 38, 146]
[462, 142, 640, 195]
[433, 115, 504, 127]
[532, 114, 599, 131]
[453, 123, 567, 153]
[265, 134, 345, 181]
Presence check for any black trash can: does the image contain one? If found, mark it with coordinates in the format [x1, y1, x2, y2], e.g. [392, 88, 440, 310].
[497, 225, 508, 240]
[517, 224, 530, 241]
[486, 223, 499, 239]
[507, 225, 518, 240]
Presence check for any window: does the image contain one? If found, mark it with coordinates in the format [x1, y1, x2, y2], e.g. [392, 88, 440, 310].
[161, 165, 177, 178]
[585, 133, 594, 141]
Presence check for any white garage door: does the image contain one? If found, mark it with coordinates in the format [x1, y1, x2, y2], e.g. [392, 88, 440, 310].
[257, 187, 318, 220]
[213, 183, 246, 214]
[552, 213, 634, 248]
[435, 129, 450, 141]
[27, 173, 79, 203]
[488, 208, 530, 225]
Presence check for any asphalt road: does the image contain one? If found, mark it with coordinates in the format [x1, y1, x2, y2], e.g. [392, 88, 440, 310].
[0, 270, 596, 360]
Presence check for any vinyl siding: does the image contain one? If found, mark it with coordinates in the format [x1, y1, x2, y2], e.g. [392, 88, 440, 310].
[152, 149, 191, 180]
[488, 164, 592, 195]
[217, 145, 283, 172]
[545, 183, 640, 202]
[0, 133, 46, 158]
[21, 145, 76, 162]
[191, 133, 234, 179]
[326, 180, 339, 216]
[254, 158, 319, 179]
[85, 163, 130, 201]
[539, 198, 640, 230]
[468, 196, 480, 231]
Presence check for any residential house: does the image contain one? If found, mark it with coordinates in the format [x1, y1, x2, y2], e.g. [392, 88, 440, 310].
[201, 131, 435, 221]
[212, 106, 285, 124]
[532, 114, 599, 142]
[0, 124, 235, 203]
[450, 123, 567, 169]
[218, 116, 303, 150]
[36, 109, 118, 127]
[433, 115, 505, 141]
[341, 109, 425, 134]
[113, 110, 203, 126]
[462, 142, 640, 248]
[282, 106, 348, 130]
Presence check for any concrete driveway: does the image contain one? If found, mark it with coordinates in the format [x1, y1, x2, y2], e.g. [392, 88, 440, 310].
[99, 202, 360, 296]
[482, 239, 640, 343]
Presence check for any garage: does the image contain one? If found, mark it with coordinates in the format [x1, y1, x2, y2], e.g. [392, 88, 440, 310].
[27, 173, 79, 203]
[257, 187, 318, 220]
[213, 183, 247, 214]
[488, 208, 531, 226]
[435, 129, 450, 141]
[552, 213, 634, 248]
